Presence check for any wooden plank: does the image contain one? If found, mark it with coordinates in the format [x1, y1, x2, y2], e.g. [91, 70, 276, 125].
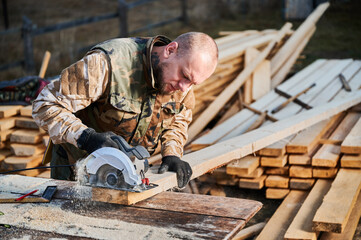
[312, 167, 338, 179]
[0, 198, 246, 239]
[289, 165, 313, 178]
[284, 179, 332, 240]
[265, 188, 290, 199]
[191, 59, 327, 147]
[94, 90, 361, 205]
[226, 155, 259, 175]
[319, 192, 361, 240]
[0, 149, 12, 163]
[20, 105, 33, 117]
[313, 168, 361, 233]
[260, 155, 287, 167]
[238, 175, 266, 189]
[257, 190, 308, 240]
[3, 154, 43, 171]
[289, 178, 315, 190]
[252, 59, 271, 101]
[271, 26, 315, 87]
[134, 191, 262, 221]
[0, 117, 16, 131]
[265, 166, 289, 175]
[10, 143, 46, 156]
[260, 136, 291, 157]
[270, 3, 329, 76]
[15, 116, 40, 129]
[0, 128, 15, 142]
[341, 117, 361, 154]
[235, 167, 264, 178]
[286, 113, 344, 154]
[289, 153, 312, 165]
[0, 105, 22, 118]
[265, 175, 289, 188]
[341, 154, 361, 168]
[188, 23, 293, 141]
[233, 222, 266, 240]
[312, 112, 361, 167]
[10, 129, 44, 144]
[244, 47, 259, 103]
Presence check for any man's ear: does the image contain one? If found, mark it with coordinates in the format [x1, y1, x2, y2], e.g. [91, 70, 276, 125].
[164, 42, 179, 58]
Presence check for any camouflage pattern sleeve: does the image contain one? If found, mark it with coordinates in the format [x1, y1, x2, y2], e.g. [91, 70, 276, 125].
[160, 88, 195, 158]
[32, 51, 109, 147]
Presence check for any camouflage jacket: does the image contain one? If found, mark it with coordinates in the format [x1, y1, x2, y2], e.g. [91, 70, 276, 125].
[32, 36, 195, 161]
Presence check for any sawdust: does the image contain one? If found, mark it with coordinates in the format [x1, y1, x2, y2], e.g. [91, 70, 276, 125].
[0, 201, 202, 239]
[75, 157, 88, 186]
[0, 175, 50, 194]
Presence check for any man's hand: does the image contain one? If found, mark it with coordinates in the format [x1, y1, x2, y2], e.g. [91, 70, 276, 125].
[77, 128, 118, 154]
[158, 156, 192, 188]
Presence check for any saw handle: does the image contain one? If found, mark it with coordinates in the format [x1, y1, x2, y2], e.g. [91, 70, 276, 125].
[111, 135, 150, 160]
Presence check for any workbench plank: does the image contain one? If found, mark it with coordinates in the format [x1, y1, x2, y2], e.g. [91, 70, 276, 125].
[312, 168, 361, 233]
[0, 197, 245, 239]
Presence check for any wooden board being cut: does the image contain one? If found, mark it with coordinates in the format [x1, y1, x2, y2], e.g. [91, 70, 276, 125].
[257, 190, 308, 240]
[313, 168, 361, 233]
[284, 179, 332, 240]
[341, 117, 361, 154]
[93, 91, 361, 205]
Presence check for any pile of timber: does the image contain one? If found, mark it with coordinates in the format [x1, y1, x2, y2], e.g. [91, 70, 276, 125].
[188, 2, 330, 141]
[0, 105, 50, 178]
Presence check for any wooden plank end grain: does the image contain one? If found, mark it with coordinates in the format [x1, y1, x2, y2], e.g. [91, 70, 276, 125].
[312, 168, 361, 233]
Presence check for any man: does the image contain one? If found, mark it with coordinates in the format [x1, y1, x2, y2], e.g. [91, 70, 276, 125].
[32, 32, 218, 188]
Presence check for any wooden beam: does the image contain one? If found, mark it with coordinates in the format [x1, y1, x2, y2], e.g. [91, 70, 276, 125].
[313, 168, 361, 233]
[271, 26, 315, 88]
[0, 105, 22, 118]
[265, 175, 289, 188]
[226, 155, 259, 175]
[266, 188, 290, 199]
[341, 117, 361, 154]
[188, 23, 293, 141]
[289, 178, 315, 190]
[284, 179, 332, 240]
[93, 90, 361, 204]
[341, 154, 361, 168]
[312, 112, 361, 167]
[319, 192, 361, 240]
[257, 190, 308, 239]
[270, 2, 329, 76]
[239, 175, 266, 189]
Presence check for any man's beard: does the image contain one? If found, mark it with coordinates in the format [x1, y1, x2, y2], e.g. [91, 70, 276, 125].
[154, 62, 171, 95]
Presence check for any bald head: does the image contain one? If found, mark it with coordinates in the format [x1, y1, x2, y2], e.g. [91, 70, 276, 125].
[174, 32, 218, 67]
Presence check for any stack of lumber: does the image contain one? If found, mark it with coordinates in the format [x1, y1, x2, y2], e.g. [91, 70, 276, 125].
[188, 2, 330, 141]
[196, 58, 361, 199]
[256, 168, 361, 240]
[0, 105, 50, 177]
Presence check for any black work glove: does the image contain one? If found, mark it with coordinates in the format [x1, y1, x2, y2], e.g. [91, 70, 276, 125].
[77, 128, 118, 154]
[158, 156, 192, 189]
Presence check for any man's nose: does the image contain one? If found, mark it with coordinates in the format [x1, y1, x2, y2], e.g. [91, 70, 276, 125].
[178, 80, 191, 92]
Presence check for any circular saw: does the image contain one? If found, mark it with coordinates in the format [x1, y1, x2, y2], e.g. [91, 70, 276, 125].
[81, 136, 157, 192]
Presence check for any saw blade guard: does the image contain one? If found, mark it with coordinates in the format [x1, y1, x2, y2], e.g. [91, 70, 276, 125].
[85, 147, 142, 186]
